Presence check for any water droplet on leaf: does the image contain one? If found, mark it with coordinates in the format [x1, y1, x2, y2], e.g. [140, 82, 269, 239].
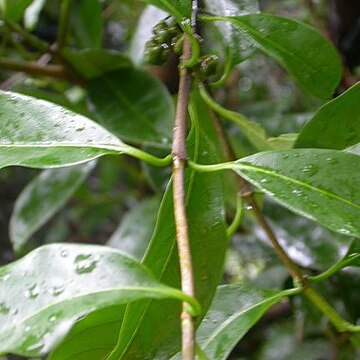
[74, 254, 98, 274]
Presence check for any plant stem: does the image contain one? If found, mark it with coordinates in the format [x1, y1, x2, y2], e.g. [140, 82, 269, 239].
[172, 7, 198, 358]
[310, 254, 360, 283]
[226, 193, 244, 237]
[56, 0, 73, 50]
[0, 58, 67, 80]
[244, 191, 305, 282]
[1, 17, 49, 53]
[124, 146, 172, 167]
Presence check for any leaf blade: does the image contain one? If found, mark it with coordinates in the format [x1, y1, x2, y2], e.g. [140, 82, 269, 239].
[0, 244, 198, 357]
[88, 69, 174, 148]
[0, 91, 126, 169]
[9, 162, 96, 253]
[235, 149, 360, 238]
[204, 14, 342, 99]
[296, 81, 360, 149]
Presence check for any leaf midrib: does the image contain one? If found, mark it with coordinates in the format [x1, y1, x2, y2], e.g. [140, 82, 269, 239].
[237, 163, 360, 211]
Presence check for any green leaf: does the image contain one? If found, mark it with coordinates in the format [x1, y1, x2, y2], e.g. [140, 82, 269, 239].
[296, 81, 360, 149]
[0, 91, 126, 169]
[172, 285, 296, 360]
[197, 286, 297, 360]
[49, 306, 125, 360]
[88, 69, 174, 148]
[141, 0, 191, 20]
[203, 0, 259, 65]
[107, 91, 228, 359]
[235, 149, 360, 238]
[203, 14, 342, 99]
[107, 196, 161, 259]
[71, 0, 103, 48]
[24, 0, 47, 30]
[0, 0, 33, 21]
[0, 244, 199, 357]
[9, 162, 96, 254]
[267, 133, 297, 150]
[63, 48, 133, 80]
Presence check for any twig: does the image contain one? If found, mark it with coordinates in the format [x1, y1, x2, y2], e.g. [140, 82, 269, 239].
[1, 17, 49, 53]
[172, 2, 198, 358]
[0, 58, 67, 80]
[0, 53, 52, 90]
[56, 0, 73, 50]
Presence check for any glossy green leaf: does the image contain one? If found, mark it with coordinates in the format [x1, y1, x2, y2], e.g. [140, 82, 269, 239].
[204, 14, 342, 99]
[107, 92, 228, 359]
[9, 162, 96, 254]
[130, 5, 168, 65]
[141, 0, 191, 20]
[203, 0, 259, 65]
[267, 133, 297, 150]
[88, 69, 174, 148]
[24, 0, 46, 30]
[107, 196, 161, 259]
[0, 91, 126, 169]
[197, 286, 295, 360]
[71, 0, 103, 48]
[63, 48, 133, 80]
[0, 0, 33, 21]
[172, 285, 296, 360]
[296, 81, 360, 149]
[235, 149, 360, 238]
[49, 306, 125, 360]
[0, 244, 199, 357]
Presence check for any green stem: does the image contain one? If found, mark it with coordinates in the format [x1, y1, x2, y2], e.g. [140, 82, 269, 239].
[188, 160, 235, 172]
[123, 146, 172, 167]
[57, 0, 73, 50]
[210, 48, 233, 89]
[226, 193, 243, 237]
[198, 83, 272, 151]
[1, 17, 49, 53]
[182, 21, 200, 67]
[310, 254, 360, 283]
[0, 58, 67, 79]
[304, 287, 360, 332]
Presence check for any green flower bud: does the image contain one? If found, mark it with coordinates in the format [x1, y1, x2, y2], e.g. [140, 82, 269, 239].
[144, 43, 170, 65]
[172, 34, 184, 55]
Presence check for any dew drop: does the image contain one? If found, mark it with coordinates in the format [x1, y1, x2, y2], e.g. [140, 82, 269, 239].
[26, 339, 44, 352]
[52, 284, 65, 296]
[0, 273, 10, 282]
[25, 283, 40, 299]
[301, 164, 318, 176]
[339, 227, 351, 235]
[60, 249, 69, 258]
[74, 254, 98, 274]
[0, 302, 11, 315]
[24, 325, 31, 332]
[49, 314, 57, 323]
[292, 189, 303, 197]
